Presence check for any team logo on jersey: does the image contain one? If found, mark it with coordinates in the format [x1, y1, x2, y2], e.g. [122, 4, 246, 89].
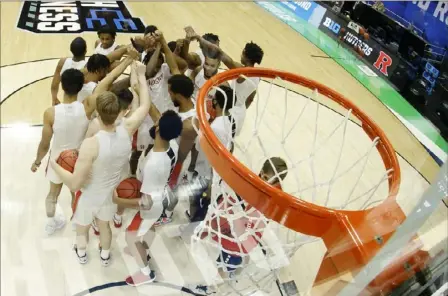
[17, 1, 146, 34]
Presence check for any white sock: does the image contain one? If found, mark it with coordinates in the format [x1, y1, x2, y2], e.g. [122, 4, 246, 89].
[165, 210, 173, 217]
[47, 217, 55, 224]
[114, 213, 122, 220]
[101, 249, 110, 259]
[141, 265, 151, 276]
[77, 248, 86, 257]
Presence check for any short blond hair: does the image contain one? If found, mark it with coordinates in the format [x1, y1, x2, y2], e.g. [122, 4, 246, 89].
[262, 157, 288, 182]
[96, 91, 120, 126]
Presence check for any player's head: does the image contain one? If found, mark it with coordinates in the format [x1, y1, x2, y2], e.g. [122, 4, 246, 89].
[70, 37, 87, 58]
[86, 54, 111, 80]
[203, 55, 221, 79]
[96, 91, 120, 126]
[97, 25, 116, 49]
[260, 157, 288, 185]
[201, 33, 220, 48]
[144, 25, 158, 37]
[241, 42, 264, 66]
[61, 69, 84, 96]
[115, 88, 133, 117]
[212, 85, 236, 112]
[149, 110, 183, 141]
[168, 41, 177, 52]
[168, 74, 194, 107]
[143, 49, 164, 77]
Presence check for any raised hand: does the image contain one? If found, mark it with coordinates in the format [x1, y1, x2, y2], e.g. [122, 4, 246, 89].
[126, 45, 139, 60]
[153, 30, 164, 42]
[184, 26, 199, 41]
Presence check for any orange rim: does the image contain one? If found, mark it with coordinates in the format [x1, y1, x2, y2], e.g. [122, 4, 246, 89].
[196, 67, 400, 234]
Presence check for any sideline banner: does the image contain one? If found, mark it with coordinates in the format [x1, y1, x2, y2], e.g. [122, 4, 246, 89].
[318, 9, 399, 77]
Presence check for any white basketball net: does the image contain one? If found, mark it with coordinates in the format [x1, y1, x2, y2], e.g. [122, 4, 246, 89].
[190, 73, 394, 295]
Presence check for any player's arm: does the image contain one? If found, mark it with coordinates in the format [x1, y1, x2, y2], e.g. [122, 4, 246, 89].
[94, 40, 100, 49]
[189, 66, 202, 81]
[31, 108, 54, 172]
[177, 119, 198, 164]
[145, 43, 162, 78]
[128, 63, 141, 115]
[124, 62, 151, 136]
[50, 138, 97, 192]
[106, 46, 129, 64]
[246, 90, 257, 108]
[50, 58, 65, 106]
[84, 118, 100, 139]
[157, 31, 181, 75]
[179, 38, 201, 70]
[84, 54, 135, 118]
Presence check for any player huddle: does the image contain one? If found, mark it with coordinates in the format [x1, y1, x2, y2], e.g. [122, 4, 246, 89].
[31, 24, 288, 294]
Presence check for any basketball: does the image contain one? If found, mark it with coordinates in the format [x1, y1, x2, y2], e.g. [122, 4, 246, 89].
[364, 32, 370, 40]
[57, 149, 79, 173]
[116, 178, 142, 199]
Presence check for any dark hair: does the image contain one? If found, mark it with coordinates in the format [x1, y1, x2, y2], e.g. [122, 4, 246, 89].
[202, 33, 220, 44]
[143, 49, 164, 65]
[214, 85, 236, 111]
[168, 41, 177, 52]
[70, 37, 86, 58]
[244, 42, 264, 65]
[159, 110, 183, 141]
[86, 54, 111, 73]
[115, 89, 133, 111]
[61, 69, 84, 96]
[168, 74, 194, 98]
[97, 25, 116, 39]
[144, 25, 158, 36]
[262, 157, 288, 182]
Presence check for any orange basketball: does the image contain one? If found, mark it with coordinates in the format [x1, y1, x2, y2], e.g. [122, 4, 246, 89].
[364, 33, 369, 40]
[340, 27, 346, 34]
[57, 149, 78, 173]
[117, 178, 142, 199]
[359, 27, 365, 35]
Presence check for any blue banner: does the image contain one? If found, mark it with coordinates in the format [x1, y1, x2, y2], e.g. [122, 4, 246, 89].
[381, 1, 448, 49]
[280, 1, 318, 22]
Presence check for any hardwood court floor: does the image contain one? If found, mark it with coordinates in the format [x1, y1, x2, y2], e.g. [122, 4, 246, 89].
[1, 2, 446, 296]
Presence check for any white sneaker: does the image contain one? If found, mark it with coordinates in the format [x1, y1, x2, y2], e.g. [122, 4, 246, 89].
[99, 246, 110, 267]
[73, 245, 88, 264]
[45, 216, 66, 235]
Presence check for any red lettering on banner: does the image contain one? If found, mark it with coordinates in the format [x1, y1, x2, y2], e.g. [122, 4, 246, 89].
[373, 51, 393, 76]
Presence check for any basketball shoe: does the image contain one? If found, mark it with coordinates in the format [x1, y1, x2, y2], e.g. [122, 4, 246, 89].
[45, 215, 66, 235]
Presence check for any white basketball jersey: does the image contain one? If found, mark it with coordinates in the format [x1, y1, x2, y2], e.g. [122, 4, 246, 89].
[192, 69, 217, 103]
[136, 115, 154, 151]
[194, 115, 238, 179]
[81, 125, 131, 206]
[60, 58, 86, 74]
[140, 140, 179, 195]
[94, 42, 119, 55]
[77, 81, 97, 103]
[148, 63, 175, 113]
[51, 101, 89, 159]
[231, 77, 260, 107]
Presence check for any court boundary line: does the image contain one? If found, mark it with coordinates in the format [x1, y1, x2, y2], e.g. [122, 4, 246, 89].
[72, 280, 201, 296]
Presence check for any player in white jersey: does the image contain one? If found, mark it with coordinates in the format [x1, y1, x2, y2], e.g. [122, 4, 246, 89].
[94, 25, 121, 56]
[186, 26, 264, 125]
[50, 37, 87, 106]
[50, 58, 151, 266]
[187, 86, 240, 221]
[180, 33, 220, 77]
[30, 62, 125, 235]
[84, 88, 135, 234]
[114, 109, 183, 286]
[78, 47, 132, 103]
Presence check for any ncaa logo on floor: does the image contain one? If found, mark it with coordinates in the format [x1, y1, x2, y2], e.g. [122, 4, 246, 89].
[17, 1, 146, 34]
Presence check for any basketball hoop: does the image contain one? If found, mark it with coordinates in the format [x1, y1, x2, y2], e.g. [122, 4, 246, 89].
[191, 67, 402, 295]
